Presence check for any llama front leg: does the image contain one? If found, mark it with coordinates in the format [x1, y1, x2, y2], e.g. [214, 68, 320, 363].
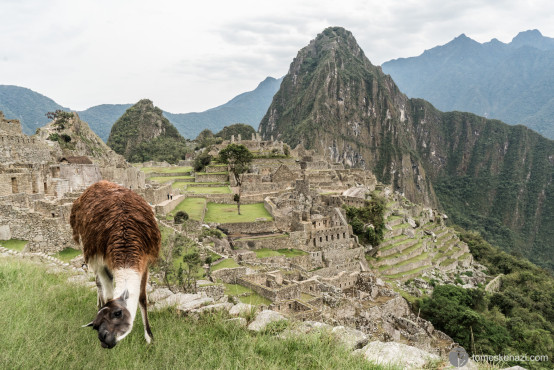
[139, 270, 153, 343]
[96, 266, 114, 306]
[95, 275, 105, 308]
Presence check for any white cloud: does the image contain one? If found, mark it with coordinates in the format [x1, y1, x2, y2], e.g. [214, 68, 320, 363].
[1, 0, 553, 112]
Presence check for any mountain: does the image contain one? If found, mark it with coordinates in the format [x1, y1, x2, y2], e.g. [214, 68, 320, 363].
[107, 99, 188, 163]
[259, 26, 554, 271]
[0, 85, 68, 135]
[165, 76, 282, 139]
[381, 30, 554, 139]
[78, 104, 132, 142]
[1, 77, 282, 141]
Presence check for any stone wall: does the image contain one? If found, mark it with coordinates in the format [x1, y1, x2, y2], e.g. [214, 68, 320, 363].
[135, 182, 172, 205]
[58, 164, 102, 193]
[211, 267, 248, 284]
[100, 166, 145, 190]
[237, 275, 301, 302]
[217, 221, 277, 235]
[195, 173, 229, 183]
[0, 203, 73, 253]
[232, 235, 290, 250]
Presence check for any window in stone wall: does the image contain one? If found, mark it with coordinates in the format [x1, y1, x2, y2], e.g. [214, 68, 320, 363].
[11, 177, 18, 193]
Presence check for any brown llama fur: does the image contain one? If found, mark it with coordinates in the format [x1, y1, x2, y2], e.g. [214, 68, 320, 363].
[70, 180, 161, 348]
[70, 180, 160, 272]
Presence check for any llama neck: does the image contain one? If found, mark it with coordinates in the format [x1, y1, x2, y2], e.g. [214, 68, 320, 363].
[113, 268, 142, 325]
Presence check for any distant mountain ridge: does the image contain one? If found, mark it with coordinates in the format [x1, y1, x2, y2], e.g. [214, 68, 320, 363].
[165, 76, 283, 139]
[0, 76, 282, 140]
[382, 29, 554, 139]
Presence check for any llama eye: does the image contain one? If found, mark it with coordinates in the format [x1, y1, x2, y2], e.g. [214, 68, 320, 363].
[114, 311, 122, 318]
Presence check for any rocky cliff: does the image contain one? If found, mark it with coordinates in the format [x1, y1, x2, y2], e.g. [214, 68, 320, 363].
[259, 27, 554, 271]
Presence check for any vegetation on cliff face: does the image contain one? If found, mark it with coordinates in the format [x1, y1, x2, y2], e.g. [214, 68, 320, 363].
[259, 26, 554, 272]
[344, 194, 386, 247]
[417, 230, 554, 369]
[216, 123, 256, 141]
[107, 99, 189, 163]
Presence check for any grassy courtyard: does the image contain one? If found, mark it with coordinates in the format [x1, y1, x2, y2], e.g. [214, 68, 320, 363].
[204, 203, 273, 223]
[0, 257, 382, 369]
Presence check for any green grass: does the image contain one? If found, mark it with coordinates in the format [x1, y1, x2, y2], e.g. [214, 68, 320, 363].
[239, 293, 272, 306]
[149, 175, 195, 183]
[0, 257, 385, 369]
[204, 203, 273, 223]
[54, 247, 82, 262]
[187, 186, 231, 194]
[212, 258, 240, 271]
[254, 249, 282, 258]
[0, 239, 27, 252]
[224, 283, 254, 296]
[140, 166, 192, 174]
[167, 198, 206, 221]
[277, 248, 308, 257]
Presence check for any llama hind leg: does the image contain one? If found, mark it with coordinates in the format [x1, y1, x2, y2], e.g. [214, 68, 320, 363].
[139, 270, 153, 343]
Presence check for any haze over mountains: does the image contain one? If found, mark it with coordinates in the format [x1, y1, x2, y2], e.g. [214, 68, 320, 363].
[260, 26, 554, 271]
[0, 76, 282, 141]
[382, 29, 554, 139]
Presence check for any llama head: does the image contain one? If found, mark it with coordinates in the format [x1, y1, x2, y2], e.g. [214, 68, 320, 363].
[82, 289, 132, 349]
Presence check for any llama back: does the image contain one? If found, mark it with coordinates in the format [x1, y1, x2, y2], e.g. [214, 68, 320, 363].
[70, 181, 161, 270]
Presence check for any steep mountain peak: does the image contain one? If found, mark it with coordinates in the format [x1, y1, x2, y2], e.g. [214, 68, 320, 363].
[107, 99, 187, 162]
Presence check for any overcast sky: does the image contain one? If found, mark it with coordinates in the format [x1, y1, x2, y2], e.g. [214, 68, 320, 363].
[1, 0, 553, 113]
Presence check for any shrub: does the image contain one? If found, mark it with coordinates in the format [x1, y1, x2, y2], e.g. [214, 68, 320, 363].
[174, 211, 189, 224]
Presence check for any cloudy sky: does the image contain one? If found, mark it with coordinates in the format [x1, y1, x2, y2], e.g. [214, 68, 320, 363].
[1, 0, 553, 113]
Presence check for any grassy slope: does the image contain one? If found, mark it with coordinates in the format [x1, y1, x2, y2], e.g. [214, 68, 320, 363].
[204, 203, 273, 223]
[0, 257, 383, 369]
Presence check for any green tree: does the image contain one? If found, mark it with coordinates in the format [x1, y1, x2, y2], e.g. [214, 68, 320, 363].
[182, 250, 201, 293]
[194, 151, 212, 172]
[219, 144, 253, 215]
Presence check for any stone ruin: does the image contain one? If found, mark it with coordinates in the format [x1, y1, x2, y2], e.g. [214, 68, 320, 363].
[0, 111, 167, 252]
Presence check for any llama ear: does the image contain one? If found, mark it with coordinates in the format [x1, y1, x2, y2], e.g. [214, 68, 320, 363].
[82, 321, 94, 328]
[119, 289, 129, 302]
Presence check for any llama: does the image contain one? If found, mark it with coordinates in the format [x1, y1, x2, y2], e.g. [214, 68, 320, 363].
[70, 181, 161, 349]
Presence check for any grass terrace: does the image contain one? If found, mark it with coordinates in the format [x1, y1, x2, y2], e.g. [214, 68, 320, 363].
[0, 239, 28, 252]
[0, 258, 385, 369]
[167, 198, 206, 221]
[187, 186, 231, 194]
[212, 258, 240, 271]
[204, 203, 273, 223]
[149, 175, 195, 183]
[254, 248, 308, 258]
